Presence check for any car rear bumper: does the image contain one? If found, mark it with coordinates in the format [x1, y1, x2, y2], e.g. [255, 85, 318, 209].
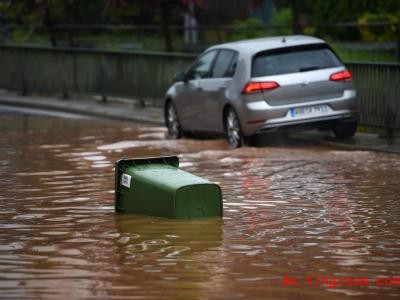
[255, 113, 357, 134]
[240, 89, 358, 136]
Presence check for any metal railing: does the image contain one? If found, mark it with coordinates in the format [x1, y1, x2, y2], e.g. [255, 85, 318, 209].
[0, 44, 196, 106]
[347, 62, 400, 133]
[0, 45, 399, 132]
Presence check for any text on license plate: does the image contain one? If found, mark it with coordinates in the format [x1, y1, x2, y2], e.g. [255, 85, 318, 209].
[290, 104, 329, 117]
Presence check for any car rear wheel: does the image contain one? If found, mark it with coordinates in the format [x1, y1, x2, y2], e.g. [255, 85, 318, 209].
[332, 120, 357, 139]
[165, 101, 182, 139]
[224, 107, 244, 148]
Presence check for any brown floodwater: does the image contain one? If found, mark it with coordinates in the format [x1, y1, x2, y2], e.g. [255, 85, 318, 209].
[1, 109, 400, 299]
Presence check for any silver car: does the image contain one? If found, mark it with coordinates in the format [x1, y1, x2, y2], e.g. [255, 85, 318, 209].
[164, 35, 358, 148]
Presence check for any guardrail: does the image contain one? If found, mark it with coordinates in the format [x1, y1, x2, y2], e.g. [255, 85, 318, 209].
[0, 45, 399, 132]
[347, 62, 400, 133]
[0, 44, 196, 106]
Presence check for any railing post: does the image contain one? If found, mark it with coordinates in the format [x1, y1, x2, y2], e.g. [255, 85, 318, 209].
[396, 23, 400, 62]
[100, 53, 107, 103]
[61, 50, 69, 99]
[384, 108, 395, 140]
[72, 50, 77, 98]
[20, 48, 28, 96]
[137, 55, 145, 107]
[62, 86, 69, 99]
[381, 65, 397, 140]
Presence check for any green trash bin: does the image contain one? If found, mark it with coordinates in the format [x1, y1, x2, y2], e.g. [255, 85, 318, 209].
[115, 156, 223, 220]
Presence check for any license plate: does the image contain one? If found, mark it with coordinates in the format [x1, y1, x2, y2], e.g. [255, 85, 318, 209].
[290, 104, 329, 117]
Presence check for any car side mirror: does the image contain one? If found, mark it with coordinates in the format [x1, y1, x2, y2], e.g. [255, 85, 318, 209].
[173, 71, 187, 83]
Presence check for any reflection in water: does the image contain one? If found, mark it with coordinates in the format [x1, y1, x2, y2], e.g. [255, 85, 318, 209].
[0, 112, 400, 299]
[115, 215, 223, 260]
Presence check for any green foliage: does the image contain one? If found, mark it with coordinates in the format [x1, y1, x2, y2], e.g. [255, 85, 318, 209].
[358, 12, 399, 42]
[271, 7, 291, 26]
[302, 0, 400, 41]
[0, 0, 107, 25]
[231, 18, 266, 40]
[0, 0, 41, 24]
[47, 0, 107, 24]
[305, 0, 400, 23]
[330, 43, 397, 62]
[106, 2, 141, 24]
[269, 7, 292, 35]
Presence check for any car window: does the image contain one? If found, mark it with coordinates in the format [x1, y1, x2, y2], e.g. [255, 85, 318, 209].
[211, 50, 238, 78]
[252, 44, 343, 77]
[187, 50, 218, 80]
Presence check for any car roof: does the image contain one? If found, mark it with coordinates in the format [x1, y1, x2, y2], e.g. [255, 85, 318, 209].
[207, 35, 326, 55]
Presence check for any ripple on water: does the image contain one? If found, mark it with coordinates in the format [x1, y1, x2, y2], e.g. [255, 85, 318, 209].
[1, 115, 400, 299]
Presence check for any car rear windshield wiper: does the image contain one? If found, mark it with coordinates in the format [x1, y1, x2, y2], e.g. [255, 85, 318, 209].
[299, 66, 323, 72]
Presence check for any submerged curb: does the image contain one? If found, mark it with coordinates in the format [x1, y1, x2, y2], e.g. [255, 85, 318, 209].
[1, 91, 399, 155]
[0, 94, 164, 125]
[318, 139, 400, 155]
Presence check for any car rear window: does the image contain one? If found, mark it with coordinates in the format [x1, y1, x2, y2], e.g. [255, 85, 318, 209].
[252, 44, 343, 77]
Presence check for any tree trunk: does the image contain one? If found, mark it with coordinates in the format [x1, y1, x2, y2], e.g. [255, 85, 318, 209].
[291, 0, 302, 35]
[44, 1, 57, 46]
[161, 0, 173, 52]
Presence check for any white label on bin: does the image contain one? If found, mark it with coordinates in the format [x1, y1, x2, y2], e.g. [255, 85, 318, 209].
[121, 173, 132, 188]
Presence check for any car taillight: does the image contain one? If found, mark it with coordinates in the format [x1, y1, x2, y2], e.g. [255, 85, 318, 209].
[242, 81, 279, 94]
[330, 70, 352, 81]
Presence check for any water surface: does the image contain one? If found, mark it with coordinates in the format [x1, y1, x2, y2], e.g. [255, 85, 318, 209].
[1, 110, 400, 299]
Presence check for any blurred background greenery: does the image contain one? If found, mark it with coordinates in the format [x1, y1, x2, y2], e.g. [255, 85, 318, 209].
[1, 0, 399, 62]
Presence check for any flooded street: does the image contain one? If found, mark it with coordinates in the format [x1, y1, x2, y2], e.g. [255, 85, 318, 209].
[1, 108, 400, 299]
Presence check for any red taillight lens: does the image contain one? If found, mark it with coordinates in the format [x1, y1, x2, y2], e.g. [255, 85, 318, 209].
[330, 70, 352, 81]
[242, 81, 279, 94]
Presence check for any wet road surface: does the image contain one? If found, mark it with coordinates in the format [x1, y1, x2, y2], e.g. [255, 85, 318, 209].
[1, 107, 400, 299]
